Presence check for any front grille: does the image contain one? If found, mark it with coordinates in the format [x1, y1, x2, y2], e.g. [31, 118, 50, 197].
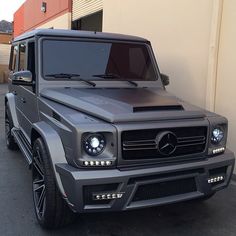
[122, 126, 207, 160]
[132, 178, 197, 202]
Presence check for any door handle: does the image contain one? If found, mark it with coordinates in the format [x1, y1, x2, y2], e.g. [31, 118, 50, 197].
[21, 98, 26, 103]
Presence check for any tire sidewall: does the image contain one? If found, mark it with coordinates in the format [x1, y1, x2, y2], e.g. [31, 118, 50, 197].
[5, 102, 18, 150]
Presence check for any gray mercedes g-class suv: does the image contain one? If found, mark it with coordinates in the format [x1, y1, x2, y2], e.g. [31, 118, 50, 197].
[5, 29, 235, 229]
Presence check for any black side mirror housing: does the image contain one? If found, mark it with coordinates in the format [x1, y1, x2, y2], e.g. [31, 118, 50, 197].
[160, 73, 170, 86]
[12, 71, 33, 86]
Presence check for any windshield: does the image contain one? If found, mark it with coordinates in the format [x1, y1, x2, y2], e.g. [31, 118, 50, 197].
[42, 39, 158, 81]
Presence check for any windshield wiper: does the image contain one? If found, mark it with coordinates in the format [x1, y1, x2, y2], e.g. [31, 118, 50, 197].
[93, 73, 121, 79]
[93, 73, 138, 87]
[45, 73, 96, 87]
[126, 80, 138, 87]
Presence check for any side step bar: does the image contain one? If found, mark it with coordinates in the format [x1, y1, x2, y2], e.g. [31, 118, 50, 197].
[12, 128, 33, 166]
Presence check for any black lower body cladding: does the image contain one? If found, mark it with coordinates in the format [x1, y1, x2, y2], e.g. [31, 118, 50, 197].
[56, 150, 235, 213]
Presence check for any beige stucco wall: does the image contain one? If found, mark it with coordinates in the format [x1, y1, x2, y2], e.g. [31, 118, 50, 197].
[103, 0, 236, 173]
[103, 0, 214, 108]
[36, 12, 71, 30]
[215, 0, 236, 173]
[0, 44, 11, 83]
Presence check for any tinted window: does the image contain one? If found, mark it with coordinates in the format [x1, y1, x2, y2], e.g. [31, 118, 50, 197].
[27, 42, 35, 80]
[11, 45, 18, 72]
[19, 43, 26, 71]
[42, 40, 157, 81]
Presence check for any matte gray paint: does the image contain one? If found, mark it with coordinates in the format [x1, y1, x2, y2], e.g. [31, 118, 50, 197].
[56, 150, 235, 212]
[5, 29, 235, 213]
[40, 87, 207, 123]
[31, 121, 67, 197]
[5, 93, 19, 128]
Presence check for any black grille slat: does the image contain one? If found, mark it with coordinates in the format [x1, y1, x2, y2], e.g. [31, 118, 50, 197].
[177, 141, 206, 147]
[132, 178, 197, 202]
[122, 126, 207, 160]
[177, 136, 205, 143]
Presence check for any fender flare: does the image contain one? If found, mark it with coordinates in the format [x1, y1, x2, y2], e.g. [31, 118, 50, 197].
[32, 121, 67, 197]
[5, 93, 19, 128]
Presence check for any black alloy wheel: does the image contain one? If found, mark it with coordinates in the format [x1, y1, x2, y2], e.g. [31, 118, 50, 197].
[32, 146, 46, 220]
[32, 138, 75, 229]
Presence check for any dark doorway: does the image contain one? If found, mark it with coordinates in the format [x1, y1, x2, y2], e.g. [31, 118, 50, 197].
[72, 11, 103, 32]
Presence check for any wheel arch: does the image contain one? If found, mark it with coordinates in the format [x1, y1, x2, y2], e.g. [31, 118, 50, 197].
[5, 93, 19, 128]
[31, 121, 67, 197]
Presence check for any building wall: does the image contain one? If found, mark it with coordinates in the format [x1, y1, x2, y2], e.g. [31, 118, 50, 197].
[0, 44, 11, 65]
[0, 33, 12, 44]
[13, 3, 25, 37]
[215, 0, 236, 172]
[103, 0, 235, 173]
[14, 0, 72, 37]
[35, 13, 72, 30]
[0, 33, 12, 83]
[0, 44, 11, 83]
[103, 0, 214, 109]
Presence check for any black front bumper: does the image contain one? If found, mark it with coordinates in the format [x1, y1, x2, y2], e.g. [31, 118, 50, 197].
[56, 150, 235, 213]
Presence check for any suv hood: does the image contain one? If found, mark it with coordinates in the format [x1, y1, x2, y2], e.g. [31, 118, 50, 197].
[40, 88, 206, 123]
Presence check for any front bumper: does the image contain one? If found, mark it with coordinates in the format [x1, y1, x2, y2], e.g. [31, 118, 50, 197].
[56, 150, 235, 213]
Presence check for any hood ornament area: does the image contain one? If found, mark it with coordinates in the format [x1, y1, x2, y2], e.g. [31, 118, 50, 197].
[156, 131, 177, 156]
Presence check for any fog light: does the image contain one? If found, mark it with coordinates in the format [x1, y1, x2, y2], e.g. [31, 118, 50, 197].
[207, 175, 224, 184]
[94, 192, 124, 200]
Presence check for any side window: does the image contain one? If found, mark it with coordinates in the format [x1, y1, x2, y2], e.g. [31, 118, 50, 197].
[10, 45, 19, 72]
[27, 42, 36, 80]
[19, 43, 26, 71]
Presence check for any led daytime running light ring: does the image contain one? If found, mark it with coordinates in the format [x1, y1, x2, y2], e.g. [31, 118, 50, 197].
[83, 133, 106, 156]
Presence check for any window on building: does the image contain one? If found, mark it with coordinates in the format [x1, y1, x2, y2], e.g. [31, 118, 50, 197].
[19, 43, 26, 71]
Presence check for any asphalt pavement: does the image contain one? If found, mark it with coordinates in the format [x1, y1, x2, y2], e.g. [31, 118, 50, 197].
[0, 83, 236, 236]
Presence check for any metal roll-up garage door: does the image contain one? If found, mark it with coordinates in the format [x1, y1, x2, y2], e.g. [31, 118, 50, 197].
[72, 0, 103, 21]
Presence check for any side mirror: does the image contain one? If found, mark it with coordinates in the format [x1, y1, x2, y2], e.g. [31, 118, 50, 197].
[12, 71, 33, 86]
[160, 73, 170, 86]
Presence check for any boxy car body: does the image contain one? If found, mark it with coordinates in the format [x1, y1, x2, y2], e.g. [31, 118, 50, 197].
[5, 29, 235, 228]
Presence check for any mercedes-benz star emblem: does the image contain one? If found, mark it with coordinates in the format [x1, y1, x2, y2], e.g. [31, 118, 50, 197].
[156, 131, 177, 156]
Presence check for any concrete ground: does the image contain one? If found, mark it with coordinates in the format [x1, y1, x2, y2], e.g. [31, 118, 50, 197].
[0, 83, 236, 236]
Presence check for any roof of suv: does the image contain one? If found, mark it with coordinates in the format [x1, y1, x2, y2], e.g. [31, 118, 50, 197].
[14, 29, 149, 43]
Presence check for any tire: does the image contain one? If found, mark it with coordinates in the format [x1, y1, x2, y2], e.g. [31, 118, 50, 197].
[5, 102, 18, 150]
[32, 138, 75, 229]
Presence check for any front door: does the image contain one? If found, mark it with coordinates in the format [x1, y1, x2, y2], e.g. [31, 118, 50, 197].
[14, 41, 38, 141]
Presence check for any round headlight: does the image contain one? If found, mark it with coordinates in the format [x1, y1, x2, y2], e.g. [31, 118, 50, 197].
[83, 134, 106, 156]
[211, 128, 224, 144]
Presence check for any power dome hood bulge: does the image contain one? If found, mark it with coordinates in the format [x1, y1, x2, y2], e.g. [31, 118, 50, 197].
[40, 88, 206, 123]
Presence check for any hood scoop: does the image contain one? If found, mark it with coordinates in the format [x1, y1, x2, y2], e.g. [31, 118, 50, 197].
[133, 104, 184, 112]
